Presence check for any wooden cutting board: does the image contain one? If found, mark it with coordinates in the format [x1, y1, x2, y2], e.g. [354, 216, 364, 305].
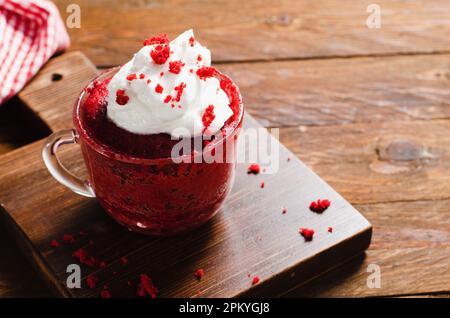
[0, 52, 372, 298]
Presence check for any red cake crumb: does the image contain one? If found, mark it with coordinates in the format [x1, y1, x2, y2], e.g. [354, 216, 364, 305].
[143, 33, 169, 46]
[163, 95, 172, 103]
[116, 89, 129, 105]
[202, 105, 215, 131]
[160, 71, 164, 77]
[150, 44, 170, 65]
[98, 261, 107, 269]
[196, 66, 216, 80]
[100, 290, 111, 298]
[86, 275, 99, 289]
[72, 248, 97, 267]
[247, 163, 260, 174]
[252, 276, 260, 285]
[146, 79, 151, 84]
[120, 257, 129, 265]
[169, 60, 183, 74]
[189, 36, 195, 47]
[194, 268, 204, 281]
[189, 68, 193, 73]
[137, 274, 158, 298]
[126, 73, 137, 81]
[260, 181, 265, 188]
[50, 239, 59, 248]
[328, 227, 333, 233]
[63, 234, 75, 245]
[309, 199, 331, 213]
[197, 54, 202, 62]
[299, 228, 314, 242]
[127, 280, 133, 286]
[139, 73, 145, 79]
[282, 207, 287, 214]
[155, 84, 164, 94]
[173, 82, 186, 102]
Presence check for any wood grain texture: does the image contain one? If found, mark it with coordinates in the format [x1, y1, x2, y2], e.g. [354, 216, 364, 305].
[219, 54, 450, 127]
[18, 52, 98, 132]
[0, 124, 371, 298]
[55, 0, 450, 66]
[286, 199, 450, 296]
[0, 52, 371, 297]
[279, 120, 450, 205]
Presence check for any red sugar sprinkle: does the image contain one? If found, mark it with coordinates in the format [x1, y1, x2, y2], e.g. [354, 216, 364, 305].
[252, 276, 260, 285]
[120, 257, 129, 265]
[155, 84, 164, 94]
[86, 275, 99, 289]
[137, 274, 158, 298]
[146, 79, 151, 84]
[202, 105, 215, 131]
[260, 181, 265, 188]
[126, 73, 137, 81]
[160, 71, 164, 77]
[197, 54, 202, 62]
[100, 290, 111, 299]
[299, 228, 315, 242]
[196, 66, 216, 80]
[50, 239, 59, 248]
[150, 44, 170, 65]
[309, 199, 331, 213]
[247, 163, 260, 174]
[143, 34, 169, 46]
[189, 68, 193, 73]
[328, 227, 333, 233]
[116, 89, 129, 105]
[194, 268, 204, 281]
[169, 60, 183, 74]
[189, 36, 195, 47]
[139, 73, 145, 79]
[163, 95, 172, 103]
[173, 82, 186, 102]
[63, 234, 75, 245]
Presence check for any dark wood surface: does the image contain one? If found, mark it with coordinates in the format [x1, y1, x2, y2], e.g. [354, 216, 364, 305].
[0, 52, 371, 298]
[0, 0, 449, 297]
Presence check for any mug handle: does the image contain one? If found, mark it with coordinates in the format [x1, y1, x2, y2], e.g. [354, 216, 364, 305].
[42, 129, 96, 198]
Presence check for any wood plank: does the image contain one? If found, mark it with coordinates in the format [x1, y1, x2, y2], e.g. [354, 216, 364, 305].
[286, 199, 450, 297]
[0, 52, 371, 297]
[279, 120, 450, 204]
[18, 52, 98, 132]
[219, 54, 450, 127]
[0, 123, 371, 298]
[55, 0, 450, 66]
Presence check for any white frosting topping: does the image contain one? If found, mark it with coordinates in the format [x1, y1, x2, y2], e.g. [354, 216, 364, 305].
[106, 29, 233, 138]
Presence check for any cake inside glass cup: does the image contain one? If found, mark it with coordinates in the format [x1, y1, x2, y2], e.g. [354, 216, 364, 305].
[76, 30, 243, 235]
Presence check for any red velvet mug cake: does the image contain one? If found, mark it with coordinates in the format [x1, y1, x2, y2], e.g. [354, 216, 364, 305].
[42, 30, 243, 236]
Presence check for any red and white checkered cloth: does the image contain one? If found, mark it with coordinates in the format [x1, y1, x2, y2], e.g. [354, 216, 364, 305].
[0, 0, 70, 105]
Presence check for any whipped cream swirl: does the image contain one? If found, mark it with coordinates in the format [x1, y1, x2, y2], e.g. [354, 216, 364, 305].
[106, 30, 233, 138]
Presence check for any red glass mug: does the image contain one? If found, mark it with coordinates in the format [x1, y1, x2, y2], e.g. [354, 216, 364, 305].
[42, 68, 243, 236]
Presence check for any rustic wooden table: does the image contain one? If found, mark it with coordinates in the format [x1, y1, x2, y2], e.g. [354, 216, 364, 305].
[0, 0, 449, 297]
